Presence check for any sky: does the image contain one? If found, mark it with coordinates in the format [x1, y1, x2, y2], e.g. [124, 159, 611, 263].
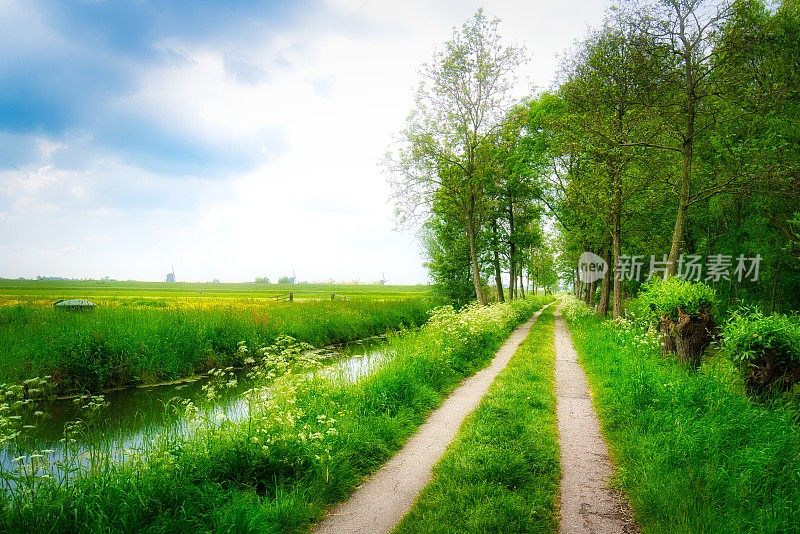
[0, 0, 610, 284]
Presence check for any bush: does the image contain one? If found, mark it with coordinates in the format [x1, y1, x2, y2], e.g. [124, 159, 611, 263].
[560, 294, 595, 321]
[630, 278, 717, 367]
[721, 309, 800, 396]
[631, 277, 717, 323]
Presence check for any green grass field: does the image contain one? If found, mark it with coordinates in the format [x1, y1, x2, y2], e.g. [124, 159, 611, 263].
[0, 280, 437, 393]
[0, 279, 430, 305]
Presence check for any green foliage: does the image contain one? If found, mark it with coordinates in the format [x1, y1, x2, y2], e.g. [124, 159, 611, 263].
[396, 307, 559, 533]
[629, 277, 717, 324]
[721, 308, 800, 395]
[722, 309, 800, 366]
[422, 214, 477, 308]
[559, 294, 595, 321]
[565, 312, 800, 532]
[549, 0, 800, 312]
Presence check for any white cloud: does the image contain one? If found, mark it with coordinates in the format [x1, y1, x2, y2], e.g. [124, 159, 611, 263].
[1, 0, 610, 283]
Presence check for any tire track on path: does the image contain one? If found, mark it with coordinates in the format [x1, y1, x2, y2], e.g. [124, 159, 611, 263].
[555, 306, 638, 534]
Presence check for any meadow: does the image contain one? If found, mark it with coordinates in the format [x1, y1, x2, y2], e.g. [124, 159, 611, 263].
[0, 296, 553, 532]
[0, 280, 436, 393]
[0, 279, 430, 304]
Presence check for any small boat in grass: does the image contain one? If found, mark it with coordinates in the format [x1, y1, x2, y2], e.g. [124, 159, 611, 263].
[53, 299, 96, 310]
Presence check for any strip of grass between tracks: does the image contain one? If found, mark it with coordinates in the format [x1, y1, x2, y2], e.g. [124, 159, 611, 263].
[395, 305, 559, 534]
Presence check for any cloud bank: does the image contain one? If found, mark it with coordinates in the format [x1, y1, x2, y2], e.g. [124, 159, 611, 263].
[0, 0, 608, 283]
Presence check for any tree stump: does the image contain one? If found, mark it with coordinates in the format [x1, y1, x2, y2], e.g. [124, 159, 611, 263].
[744, 351, 800, 396]
[659, 308, 714, 368]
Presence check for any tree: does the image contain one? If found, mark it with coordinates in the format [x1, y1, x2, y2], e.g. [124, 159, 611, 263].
[386, 9, 526, 305]
[529, 237, 560, 295]
[557, 15, 658, 316]
[627, 0, 736, 274]
[422, 210, 477, 308]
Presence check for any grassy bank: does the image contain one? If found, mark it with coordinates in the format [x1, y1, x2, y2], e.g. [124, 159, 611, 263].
[0, 296, 553, 532]
[0, 297, 434, 393]
[565, 308, 800, 533]
[395, 305, 559, 533]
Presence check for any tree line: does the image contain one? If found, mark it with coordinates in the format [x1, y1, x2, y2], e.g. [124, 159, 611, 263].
[387, 0, 799, 313]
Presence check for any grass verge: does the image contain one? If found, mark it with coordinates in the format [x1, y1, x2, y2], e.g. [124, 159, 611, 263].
[0, 298, 434, 393]
[395, 305, 559, 533]
[565, 312, 800, 533]
[0, 296, 554, 532]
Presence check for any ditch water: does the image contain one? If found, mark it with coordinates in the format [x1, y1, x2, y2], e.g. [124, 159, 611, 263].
[0, 337, 389, 483]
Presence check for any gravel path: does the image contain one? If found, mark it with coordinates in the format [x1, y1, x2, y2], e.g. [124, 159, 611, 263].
[313, 305, 551, 534]
[555, 307, 638, 534]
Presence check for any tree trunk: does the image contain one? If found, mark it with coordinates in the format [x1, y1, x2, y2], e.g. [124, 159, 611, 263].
[508, 197, 516, 300]
[612, 215, 622, 318]
[491, 220, 505, 303]
[744, 352, 800, 397]
[585, 278, 594, 306]
[508, 272, 517, 299]
[518, 267, 526, 299]
[465, 210, 485, 305]
[661, 308, 713, 369]
[666, 166, 690, 276]
[668, 42, 696, 276]
[598, 247, 610, 316]
[493, 252, 504, 303]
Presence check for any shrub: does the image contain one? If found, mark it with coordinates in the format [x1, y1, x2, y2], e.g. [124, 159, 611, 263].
[630, 278, 717, 367]
[632, 277, 717, 323]
[721, 309, 800, 396]
[560, 294, 595, 321]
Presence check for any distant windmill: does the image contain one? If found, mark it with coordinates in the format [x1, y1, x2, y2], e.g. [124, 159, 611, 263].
[288, 267, 296, 285]
[165, 263, 176, 283]
[378, 272, 387, 285]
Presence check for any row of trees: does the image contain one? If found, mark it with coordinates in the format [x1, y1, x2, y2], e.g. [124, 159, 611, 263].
[551, 0, 800, 315]
[385, 10, 558, 306]
[388, 1, 799, 313]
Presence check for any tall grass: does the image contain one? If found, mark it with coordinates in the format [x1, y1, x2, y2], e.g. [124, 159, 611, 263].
[396, 306, 560, 533]
[0, 296, 553, 532]
[565, 311, 800, 533]
[0, 299, 434, 393]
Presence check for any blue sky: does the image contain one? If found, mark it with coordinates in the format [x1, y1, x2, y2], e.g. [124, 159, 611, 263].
[0, 0, 609, 283]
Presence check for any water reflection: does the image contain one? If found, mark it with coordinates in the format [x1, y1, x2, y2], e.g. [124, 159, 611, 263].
[0, 337, 388, 480]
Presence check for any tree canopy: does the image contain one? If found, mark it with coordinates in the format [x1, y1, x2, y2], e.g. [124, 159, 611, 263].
[388, 1, 800, 313]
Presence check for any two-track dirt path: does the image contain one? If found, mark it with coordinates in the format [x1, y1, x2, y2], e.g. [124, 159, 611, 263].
[555, 306, 638, 533]
[314, 302, 638, 534]
[313, 305, 551, 534]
